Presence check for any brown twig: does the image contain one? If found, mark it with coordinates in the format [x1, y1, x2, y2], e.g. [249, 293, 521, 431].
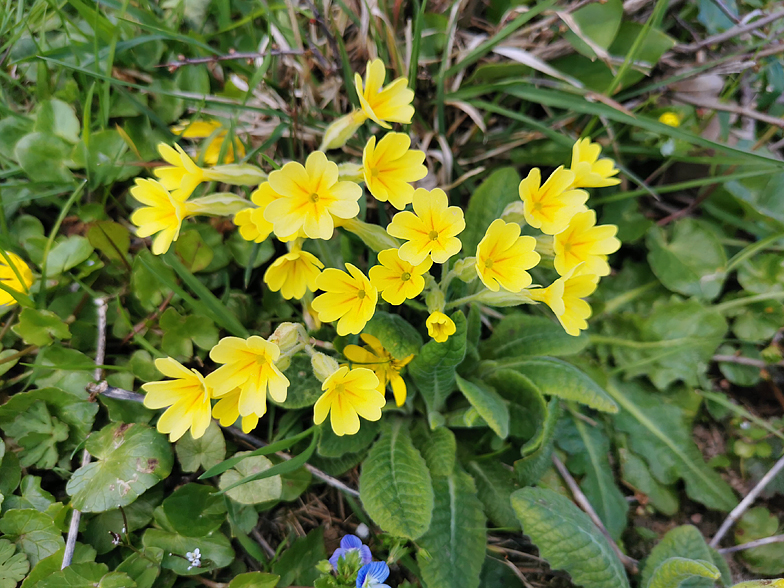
[122, 292, 174, 345]
[714, 354, 784, 369]
[0, 344, 37, 367]
[158, 49, 308, 72]
[718, 534, 784, 554]
[676, 9, 784, 52]
[251, 528, 277, 560]
[552, 454, 639, 573]
[671, 92, 784, 129]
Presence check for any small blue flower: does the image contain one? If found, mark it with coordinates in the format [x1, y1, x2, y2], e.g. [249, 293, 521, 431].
[329, 534, 373, 570]
[356, 561, 390, 588]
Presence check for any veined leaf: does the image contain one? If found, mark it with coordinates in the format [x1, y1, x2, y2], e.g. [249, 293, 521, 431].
[455, 375, 509, 438]
[515, 397, 561, 486]
[645, 557, 719, 588]
[419, 469, 487, 588]
[363, 311, 423, 360]
[640, 525, 715, 588]
[480, 313, 588, 359]
[467, 460, 519, 529]
[414, 425, 456, 478]
[359, 420, 433, 540]
[511, 487, 630, 588]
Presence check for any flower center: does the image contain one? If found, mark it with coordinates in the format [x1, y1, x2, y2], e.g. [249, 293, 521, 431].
[400, 272, 411, 281]
[357, 290, 366, 300]
[370, 167, 380, 178]
[309, 192, 320, 203]
[428, 230, 439, 241]
[254, 355, 267, 366]
[484, 259, 494, 269]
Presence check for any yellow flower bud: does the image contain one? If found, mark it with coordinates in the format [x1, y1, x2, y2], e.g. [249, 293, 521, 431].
[450, 257, 478, 283]
[425, 287, 446, 314]
[320, 110, 368, 151]
[337, 162, 364, 182]
[269, 322, 304, 354]
[186, 193, 252, 216]
[342, 218, 401, 252]
[204, 164, 267, 186]
[311, 352, 340, 382]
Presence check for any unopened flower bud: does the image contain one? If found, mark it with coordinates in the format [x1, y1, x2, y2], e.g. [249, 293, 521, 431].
[320, 110, 368, 151]
[311, 352, 340, 382]
[270, 322, 302, 353]
[451, 257, 478, 283]
[474, 288, 535, 307]
[337, 162, 364, 182]
[186, 193, 251, 216]
[535, 235, 555, 257]
[501, 201, 525, 224]
[204, 164, 267, 186]
[426, 288, 446, 313]
[342, 218, 401, 252]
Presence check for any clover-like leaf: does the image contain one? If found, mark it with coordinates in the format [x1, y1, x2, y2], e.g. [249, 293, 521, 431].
[0, 510, 64, 567]
[3, 402, 69, 469]
[0, 538, 29, 588]
[12, 308, 72, 347]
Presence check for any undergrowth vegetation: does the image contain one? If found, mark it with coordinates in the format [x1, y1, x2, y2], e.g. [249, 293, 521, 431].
[1, 1, 784, 588]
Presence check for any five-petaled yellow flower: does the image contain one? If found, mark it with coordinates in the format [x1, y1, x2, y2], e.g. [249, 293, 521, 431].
[171, 119, 246, 165]
[264, 244, 324, 300]
[314, 366, 385, 436]
[142, 357, 212, 442]
[205, 336, 290, 421]
[529, 267, 598, 336]
[569, 138, 621, 189]
[554, 210, 620, 277]
[0, 251, 33, 307]
[212, 388, 259, 434]
[264, 151, 362, 240]
[368, 248, 432, 305]
[363, 133, 427, 210]
[234, 183, 278, 243]
[355, 59, 415, 128]
[518, 167, 588, 236]
[475, 220, 540, 292]
[311, 264, 378, 336]
[154, 143, 206, 199]
[426, 311, 456, 343]
[343, 334, 413, 406]
[387, 188, 465, 265]
[130, 178, 192, 255]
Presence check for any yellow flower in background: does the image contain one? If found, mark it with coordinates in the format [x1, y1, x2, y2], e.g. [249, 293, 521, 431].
[426, 311, 456, 343]
[569, 138, 621, 188]
[658, 112, 681, 128]
[212, 388, 260, 434]
[344, 334, 413, 406]
[313, 366, 385, 436]
[387, 188, 465, 265]
[263, 151, 362, 240]
[475, 219, 540, 292]
[0, 251, 33, 306]
[368, 248, 432, 305]
[264, 245, 324, 300]
[363, 133, 427, 210]
[311, 264, 378, 336]
[354, 59, 415, 128]
[529, 268, 599, 336]
[130, 178, 193, 255]
[142, 358, 212, 442]
[205, 336, 290, 420]
[554, 210, 620, 277]
[518, 167, 588, 236]
[154, 143, 206, 198]
[233, 183, 279, 243]
[171, 119, 246, 165]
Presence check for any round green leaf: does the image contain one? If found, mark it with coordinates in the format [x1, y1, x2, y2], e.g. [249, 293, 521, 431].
[14, 132, 74, 184]
[219, 452, 282, 505]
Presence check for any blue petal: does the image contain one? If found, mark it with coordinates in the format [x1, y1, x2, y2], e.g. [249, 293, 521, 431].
[359, 545, 373, 565]
[340, 534, 363, 550]
[329, 548, 347, 570]
[356, 562, 390, 587]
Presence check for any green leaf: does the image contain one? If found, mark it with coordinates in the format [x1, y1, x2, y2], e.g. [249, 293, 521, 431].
[461, 168, 521, 256]
[141, 529, 234, 575]
[467, 460, 519, 529]
[37, 562, 106, 588]
[45, 236, 94, 278]
[175, 230, 214, 273]
[84, 488, 160, 555]
[318, 420, 379, 458]
[362, 311, 423, 359]
[487, 369, 546, 442]
[228, 572, 280, 588]
[0, 449, 22, 497]
[619, 448, 679, 516]
[640, 525, 716, 588]
[418, 469, 487, 588]
[19, 544, 96, 588]
[14, 132, 74, 184]
[359, 420, 434, 540]
[176, 421, 226, 473]
[735, 507, 784, 575]
[514, 397, 560, 486]
[162, 484, 226, 537]
[415, 426, 456, 478]
[0, 538, 29, 588]
[219, 452, 283, 505]
[607, 380, 737, 512]
[158, 307, 219, 361]
[3, 401, 69, 469]
[0, 510, 64, 567]
[3, 475, 56, 512]
[131, 251, 175, 312]
[647, 219, 727, 300]
[731, 581, 784, 588]
[0, 387, 97, 441]
[66, 423, 174, 512]
[115, 548, 163, 588]
[271, 528, 325, 588]
[489, 357, 617, 413]
[738, 253, 784, 294]
[408, 311, 467, 416]
[34, 99, 81, 143]
[455, 375, 509, 438]
[272, 354, 323, 409]
[12, 308, 72, 347]
[557, 416, 628, 541]
[564, 0, 623, 58]
[87, 221, 130, 263]
[479, 313, 588, 359]
[645, 558, 719, 588]
[511, 487, 630, 588]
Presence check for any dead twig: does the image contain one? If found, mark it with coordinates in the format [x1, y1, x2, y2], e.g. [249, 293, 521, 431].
[159, 49, 307, 72]
[671, 92, 784, 129]
[552, 454, 639, 573]
[676, 9, 784, 52]
[710, 453, 784, 547]
[718, 534, 784, 554]
[714, 354, 784, 369]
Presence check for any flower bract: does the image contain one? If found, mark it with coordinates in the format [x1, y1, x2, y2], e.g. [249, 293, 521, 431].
[313, 366, 384, 436]
[311, 264, 378, 336]
[354, 59, 415, 128]
[343, 334, 414, 406]
[263, 245, 324, 300]
[130, 178, 192, 255]
[569, 138, 621, 188]
[553, 210, 620, 277]
[426, 311, 456, 343]
[363, 133, 427, 210]
[0, 251, 33, 306]
[368, 248, 432, 305]
[475, 219, 540, 292]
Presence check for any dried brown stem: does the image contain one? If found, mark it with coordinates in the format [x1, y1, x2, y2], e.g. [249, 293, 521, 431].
[159, 49, 307, 72]
[676, 9, 784, 52]
[718, 533, 784, 554]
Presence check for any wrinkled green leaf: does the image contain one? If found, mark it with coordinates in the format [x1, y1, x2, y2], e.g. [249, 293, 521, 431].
[12, 308, 71, 347]
[479, 313, 588, 359]
[455, 375, 509, 438]
[219, 452, 282, 505]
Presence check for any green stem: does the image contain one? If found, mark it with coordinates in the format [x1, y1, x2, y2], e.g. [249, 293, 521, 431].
[445, 291, 486, 310]
[713, 291, 784, 313]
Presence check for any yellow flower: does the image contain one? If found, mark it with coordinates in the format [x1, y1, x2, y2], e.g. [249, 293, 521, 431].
[426, 311, 456, 343]
[233, 183, 279, 243]
[554, 210, 620, 277]
[171, 120, 246, 165]
[354, 59, 415, 128]
[264, 245, 324, 300]
[263, 151, 362, 240]
[343, 334, 413, 406]
[311, 264, 378, 336]
[387, 188, 465, 265]
[313, 366, 384, 436]
[569, 138, 621, 189]
[0, 251, 33, 306]
[205, 336, 290, 420]
[142, 357, 212, 442]
[212, 388, 260, 434]
[518, 167, 588, 236]
[368, 248, 432, 305]
[363, 133, 427, 210]
[475, 219, 540, 292]
[529, 268, 599, 336]
[154, 143, 206, 199]
[658, 112, 681, 128]
[130, 178, 192, 255]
